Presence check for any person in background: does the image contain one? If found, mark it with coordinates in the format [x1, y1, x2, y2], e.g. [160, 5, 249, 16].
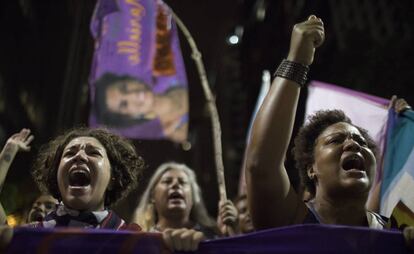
[0, 128, 204, 252]
[244, 14, 414, 251]
[25, 194, 58, 223]
[0, 129, 58, 226]
[217, 199, 239, 236]
[233, 194, 254, 234]
[244, 14, 388, 230]
[132, 162, 239, 238]
[0, 129, 34, 225]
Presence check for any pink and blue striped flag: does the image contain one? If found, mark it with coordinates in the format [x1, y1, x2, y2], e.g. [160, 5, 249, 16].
[306, 81, 414, 226]
[380, 109, 414, 228]
[239, 80, 390, 194]
[305, 81, 390, 184]
[305, 81, 390, 152]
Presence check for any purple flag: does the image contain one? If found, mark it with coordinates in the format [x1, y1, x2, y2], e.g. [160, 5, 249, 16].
[7, 225, 407, 253]
[89, 0, 189, 143]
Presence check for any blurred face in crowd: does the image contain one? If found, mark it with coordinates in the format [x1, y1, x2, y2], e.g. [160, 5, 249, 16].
[235, 197, 254, 233]
[153, 168, 193, 220]
[105, 80, 155, 118]
[57, 136, 111, 211]
[310, 122, 376, 197]
[27, 195, 58, 222]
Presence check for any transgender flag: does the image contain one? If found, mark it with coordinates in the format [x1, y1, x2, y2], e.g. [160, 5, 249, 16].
[305, 81, 390, 184]
[88, 0, 189, 143]
[239, 80, 390, 195]
[307, 81, 414, 227]
[306, 81, 389, 148]
[380, 109, 414, 228]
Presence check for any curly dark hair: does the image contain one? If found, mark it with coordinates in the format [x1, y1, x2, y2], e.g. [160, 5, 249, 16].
[32, 127, 145, 207]
[292, 110, 377, 196]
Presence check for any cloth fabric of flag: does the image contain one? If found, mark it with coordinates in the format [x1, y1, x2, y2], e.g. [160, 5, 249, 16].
[8, 224, 407, 254]
[380, 109, 414, 226]
[306, 81, 389, 149]
[89, 0, 189, 143]
[239, 80, 390, 194]
[305, 81, 389, 183]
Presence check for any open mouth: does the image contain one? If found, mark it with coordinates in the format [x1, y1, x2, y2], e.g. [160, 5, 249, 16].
[69, 168, 91, 187]
[341, 154, 365, 171]
[29, 210, 45, 222]
[168, 192, 184, 201]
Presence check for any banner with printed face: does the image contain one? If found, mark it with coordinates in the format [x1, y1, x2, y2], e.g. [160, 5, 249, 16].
[89, 0, 188, 143]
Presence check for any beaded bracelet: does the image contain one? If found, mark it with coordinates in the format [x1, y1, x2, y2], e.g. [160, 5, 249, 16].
[273, 59, 310, 87]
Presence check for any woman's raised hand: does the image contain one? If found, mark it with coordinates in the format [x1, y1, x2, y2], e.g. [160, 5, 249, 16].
[287, 15, 325, 66]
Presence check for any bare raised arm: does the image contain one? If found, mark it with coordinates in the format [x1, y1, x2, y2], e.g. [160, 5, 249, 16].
[244, 15, 325, 229]
[0, 128, 34, 225]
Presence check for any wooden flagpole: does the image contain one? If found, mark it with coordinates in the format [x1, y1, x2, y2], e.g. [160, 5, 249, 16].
[171, 11, 227, 202]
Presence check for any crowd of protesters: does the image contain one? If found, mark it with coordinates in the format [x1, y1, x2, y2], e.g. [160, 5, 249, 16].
[0, 14, 413, 253]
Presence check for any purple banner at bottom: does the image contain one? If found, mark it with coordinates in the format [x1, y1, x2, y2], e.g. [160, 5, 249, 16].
[7, 224, 408, 254]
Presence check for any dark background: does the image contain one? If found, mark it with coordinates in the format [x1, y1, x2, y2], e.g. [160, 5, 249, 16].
[0, 0, 413, 221]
